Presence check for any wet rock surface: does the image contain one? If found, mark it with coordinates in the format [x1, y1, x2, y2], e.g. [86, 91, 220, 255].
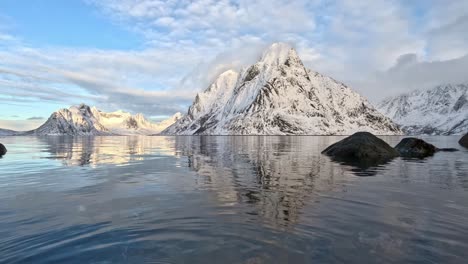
[395, 138, 459, 158]
[321, 132, 399, 167]
[0, 143, 7, 157]
[460, 133, 468, 148]
[323, 133, 461, 170]
[395, 138, 437, 158]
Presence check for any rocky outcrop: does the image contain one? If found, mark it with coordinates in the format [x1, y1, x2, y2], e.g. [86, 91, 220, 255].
[322, 133, 461, 168]
[321, 132, 399, 166]
[459, 133, 468, 148]
[394, 138, 437, 158]
[0, 143, 7, 157]
[394, 137, 458, 158]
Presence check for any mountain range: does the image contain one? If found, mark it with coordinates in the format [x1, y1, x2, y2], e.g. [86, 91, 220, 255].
[162, 43, 401, 135]
[4, 104, 181, 136]
[2, 43, 465, 136]
[378, 84, 468, 135]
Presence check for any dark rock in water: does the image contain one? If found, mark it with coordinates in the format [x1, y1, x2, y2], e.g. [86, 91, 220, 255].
[322, 132, 399, 167]
[395, 138, 460, 158]
[460, 133, 468, 148]
[395, 138, 437, 158]
[0, 143, 6, 157]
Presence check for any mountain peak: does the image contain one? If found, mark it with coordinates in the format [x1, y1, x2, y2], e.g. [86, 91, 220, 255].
[187, 69, 239, 121]
[206, 69, 238, 92]
[219, 69, 238, 76]
[69, 103, 95, 115]
[260, 42, 299, 66]
[78, 103, 90, 109]
[163, 42, 401, 135]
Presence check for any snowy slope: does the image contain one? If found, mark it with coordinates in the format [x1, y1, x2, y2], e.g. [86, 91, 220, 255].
[163, 43, 401, 135]
[92, 109, 182, 135]
[0, 128, 17, 136]
[378, 84, 468, 135]
[26, 104, 111, 136]
[25, 104, 181, 136]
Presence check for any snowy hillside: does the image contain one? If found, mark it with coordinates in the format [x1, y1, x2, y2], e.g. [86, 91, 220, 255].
[92, 108, 182, 135]
[163, 43, 401, 135]
[0, 128, 17, 136]
[24, 104, 181, 136]
[378, 84, 468, 135]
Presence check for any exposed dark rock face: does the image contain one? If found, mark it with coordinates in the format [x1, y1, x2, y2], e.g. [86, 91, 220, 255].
[243, 65, 260, 82]
[0, 143, 7, 157]
[395, 138, 438, 158]
[321, 132, 399, 167]
[125, 117, 139, 129]
[460, 133, 468, 148]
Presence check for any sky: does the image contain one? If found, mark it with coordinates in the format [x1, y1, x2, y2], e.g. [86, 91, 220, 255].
[1, 0, 468, 130]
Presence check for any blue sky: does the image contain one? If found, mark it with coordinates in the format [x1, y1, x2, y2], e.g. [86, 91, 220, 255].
[0, 0, 142, 49]
[1, 0, 467, 130]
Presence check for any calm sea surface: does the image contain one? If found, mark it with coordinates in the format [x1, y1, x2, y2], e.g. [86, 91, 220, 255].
[0, 136, 467, 263]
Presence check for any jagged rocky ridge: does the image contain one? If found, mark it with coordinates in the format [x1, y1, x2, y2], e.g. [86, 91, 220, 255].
[378, 84, 468, 135]
[22, 104, 182, 136]
[163, 43, 401, 135]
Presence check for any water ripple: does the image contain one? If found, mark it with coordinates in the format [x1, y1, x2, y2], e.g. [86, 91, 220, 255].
[0, 136, 467, 263]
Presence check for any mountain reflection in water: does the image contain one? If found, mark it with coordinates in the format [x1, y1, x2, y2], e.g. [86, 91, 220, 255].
[0, 135, 467, 263]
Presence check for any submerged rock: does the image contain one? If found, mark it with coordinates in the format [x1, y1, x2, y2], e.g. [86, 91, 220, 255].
[321, 132, 399, 167]
[460, 133, 468, 148]
[395, 138, 458, 158]
[0, 143, 6, 157]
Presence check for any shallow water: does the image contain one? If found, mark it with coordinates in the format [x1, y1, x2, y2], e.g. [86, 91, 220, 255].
[0, 136, 467, 263]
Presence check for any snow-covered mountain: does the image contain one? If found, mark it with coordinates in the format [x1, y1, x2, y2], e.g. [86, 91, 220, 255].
[0, 128, 16, 136]
[163, 43, 401, 135]
[378, 84, 468, 135]
[24, 104, 181, 136]
[92, 108, 182, 136]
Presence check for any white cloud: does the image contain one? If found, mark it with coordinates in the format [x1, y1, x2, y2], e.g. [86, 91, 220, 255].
[356, 54, 468, 101]
[0, 45, 204, 115]
[89, 0, 316, 38]
[0, 33, 15, 42]
[424, 1, 468, 60]
[0, 119, 45, 131]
